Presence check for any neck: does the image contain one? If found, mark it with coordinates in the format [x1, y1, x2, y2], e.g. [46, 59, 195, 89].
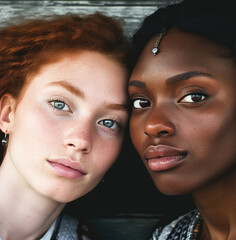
[0, 158, 65, 240]
[193, 168, 236, 240]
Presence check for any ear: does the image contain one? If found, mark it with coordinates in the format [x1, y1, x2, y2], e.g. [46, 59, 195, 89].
[0, 94, 16, 134]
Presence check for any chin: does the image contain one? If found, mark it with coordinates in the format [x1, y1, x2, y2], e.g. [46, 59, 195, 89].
[151, 175, 193, 196]
[49, 190, 87, 203]
[156, 184, 190, 196]
[52, 184, 100, 203]
[37, 184, 86, 203]
[37, 178, 101, 203]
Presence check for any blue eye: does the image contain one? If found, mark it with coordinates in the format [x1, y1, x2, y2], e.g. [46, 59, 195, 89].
[99, 119, 119, 129]
[133, 99, 151, 109]
[180, 93, 207, 103]
[50, 100, 70, 111]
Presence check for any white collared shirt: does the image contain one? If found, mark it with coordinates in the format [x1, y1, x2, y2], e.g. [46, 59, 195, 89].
[40, 219, 57, 240]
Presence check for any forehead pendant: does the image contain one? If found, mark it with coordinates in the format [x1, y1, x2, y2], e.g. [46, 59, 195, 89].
[152, 28, 167, 56]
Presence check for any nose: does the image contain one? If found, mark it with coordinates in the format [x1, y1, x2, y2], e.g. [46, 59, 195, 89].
[144, 105, 175, 138]
[64, 120, 92, 153]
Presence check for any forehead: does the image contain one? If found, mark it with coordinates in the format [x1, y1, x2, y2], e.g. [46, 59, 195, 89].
[131, 28, 234, 81]
[20, 50, 128, 103]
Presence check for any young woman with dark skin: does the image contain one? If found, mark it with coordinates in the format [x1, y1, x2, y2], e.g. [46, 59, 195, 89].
[128, 0, 236, 239]
[0, 13, 131, 240]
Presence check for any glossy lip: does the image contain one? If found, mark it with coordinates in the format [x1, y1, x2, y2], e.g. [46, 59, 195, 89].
[47, 157, 87, 179]
[144, 144, 188, 172]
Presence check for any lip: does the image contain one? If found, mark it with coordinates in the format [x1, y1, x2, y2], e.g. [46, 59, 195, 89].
[47, 158, 87, 179]
[144, 145, 187, 172]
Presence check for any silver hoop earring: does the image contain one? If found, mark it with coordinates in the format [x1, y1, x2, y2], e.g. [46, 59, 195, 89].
[2, 132, 8, 146]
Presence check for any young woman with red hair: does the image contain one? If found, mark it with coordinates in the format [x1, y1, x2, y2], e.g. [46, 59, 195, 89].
[0, 13, 131, 240]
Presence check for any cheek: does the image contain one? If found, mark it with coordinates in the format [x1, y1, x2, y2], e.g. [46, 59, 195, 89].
[178, 110, 236, 185]
[10, 105, 62, 157]
[93, 136, 123, 173]
[182, 109, 236, 157]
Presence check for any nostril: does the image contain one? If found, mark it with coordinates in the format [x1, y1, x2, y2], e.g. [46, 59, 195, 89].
[157, 130, 169, 137]
[65, 142, 90, 153]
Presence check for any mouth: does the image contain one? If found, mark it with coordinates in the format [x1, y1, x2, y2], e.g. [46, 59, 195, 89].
[144, 145, 188, 172]
[47, 158, 87, 179]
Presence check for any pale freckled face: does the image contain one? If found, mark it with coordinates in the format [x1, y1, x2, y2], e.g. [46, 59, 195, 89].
[129, 28, 236, 195]
[4, 50, 128, 202]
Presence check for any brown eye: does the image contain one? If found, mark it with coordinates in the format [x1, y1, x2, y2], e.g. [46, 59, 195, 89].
[133, 99, 151, 109]
[180, 93, 206, 103]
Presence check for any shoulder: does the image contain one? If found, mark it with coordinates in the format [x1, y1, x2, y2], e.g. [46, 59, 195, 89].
[56, 214, 98, 240]
[150, 209, 199, 240]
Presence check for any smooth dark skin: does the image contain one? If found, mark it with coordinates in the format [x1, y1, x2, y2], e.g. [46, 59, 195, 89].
[129, 28, 236, 239]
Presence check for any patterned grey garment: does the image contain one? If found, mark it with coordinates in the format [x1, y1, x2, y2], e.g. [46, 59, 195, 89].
[151, 209, 200, 240]
[56, 214, 79, 240]
[0, 215, 79, 240]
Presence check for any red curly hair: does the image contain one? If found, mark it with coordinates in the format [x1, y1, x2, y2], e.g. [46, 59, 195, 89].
[0, 13, 131, 160]
[0, 13, 131, 99]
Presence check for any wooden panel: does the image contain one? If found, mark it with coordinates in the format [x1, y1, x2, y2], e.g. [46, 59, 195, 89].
[0, 0, 182, 37]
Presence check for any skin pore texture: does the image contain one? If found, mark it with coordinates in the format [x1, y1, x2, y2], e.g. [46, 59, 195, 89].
[129, 28, 236, 239]
[0, 50, 128, 240]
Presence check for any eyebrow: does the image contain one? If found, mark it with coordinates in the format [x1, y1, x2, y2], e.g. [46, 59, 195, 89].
[166, 71, 214, 85]
[128, 71, 214, 89]
[104, 103, 129, 112]
[47, 81, 128, 111]
[47, 81, 84, 98]
[128, 80, 146, 88]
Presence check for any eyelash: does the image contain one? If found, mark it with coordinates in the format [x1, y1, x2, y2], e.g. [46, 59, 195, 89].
[48, 98, 71, 112]
[98, 118, 122, 131]
[48, 99, 122, 130]
[178, 92, 208, 103]
[132, 98, 151, 109]
[131, 91, 208, 110]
